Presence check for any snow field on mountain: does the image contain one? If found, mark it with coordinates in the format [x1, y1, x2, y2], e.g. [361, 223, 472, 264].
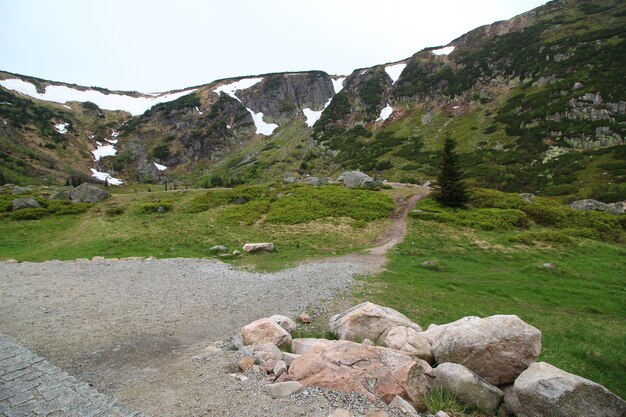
[384, 63, 406, 84]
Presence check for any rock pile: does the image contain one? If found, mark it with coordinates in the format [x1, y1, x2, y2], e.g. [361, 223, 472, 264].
[235, 302, 625, 416]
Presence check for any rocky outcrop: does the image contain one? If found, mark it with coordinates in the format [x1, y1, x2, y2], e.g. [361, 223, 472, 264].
[11, 197, 41, 210]
[69, 183, 110, 203]
[433, 363, 503, 411]
[241, 318, 292, 348]
[383, 326, 433, 363]
[336, 171, 375, 188]
[513, 362, 626, 417]
[569, 199, 624, 215]
[279, 340, 433, 407]
[424, 315, 541, 385]
[329, 302, 422, 344]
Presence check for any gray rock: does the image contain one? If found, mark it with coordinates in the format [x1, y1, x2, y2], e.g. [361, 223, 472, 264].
[383, 326, 433, 363]
[337, 171, 375, 188]
[435, 412, 451, 417]
[501, 384, 521, 416]
[242, 242, 274, 252]
[209, 245, 228, 253]
[11, 186, 31, 195]
[518, 193, 534, 203]
[69, 183, 110, 203]
[272, 360, 287, 377]
[48, 190, 71, 200]
[156, 206, 166, 212]
[605, 202, 625, 215]
[12, 197, 41, 210]
[542, 262, 557, 269]
[514, 362, 626, 417]
[268, 315, 297, 333]
[569, 199, 607, 212]
[303, 176, 320, 186]
[388, 395, 418, 415]
[264, 381, 303, 398]
[433, 363, 503, 411]
[281, 352, 301, 367]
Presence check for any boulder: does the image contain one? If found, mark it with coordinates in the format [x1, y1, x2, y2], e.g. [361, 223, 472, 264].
[282, 352, 301, 367]
[273, 360, 288, 377]
[513, 362, 626, 417]
[242, 242, 274, 253]
[69, 183, 110, 203]
[238, 356, 255, 372]
[606, 202, 625, 215]
[383, 326, 433, 363]
[424, 315, 541, 385]
[269, 315, 296, 333]
[241, 318, 292, 348]
[48, 190, 71, 200]
[388, 395, 418, 415]
[337, 171, 375, 188]
[11, 197, 41, 211]
[501, 384, 521, 416]
[291, 338, 332, 355]
[297, 313, 312, 324]
[11, 186, 31, 195]
[569, 199, 607, 212]
[433, 363, 503, 411]
[329, 302, 422, 344]
[279, 340, 433, 407]
[265, 381, 303, 398]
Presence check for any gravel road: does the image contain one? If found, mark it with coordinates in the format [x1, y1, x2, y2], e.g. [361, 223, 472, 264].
[0, 257, 405, 417]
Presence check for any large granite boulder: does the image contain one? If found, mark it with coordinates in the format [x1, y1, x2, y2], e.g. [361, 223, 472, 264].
[330, 302, 422, 344]
[241, 318, 292, 348]
[513, 362, 626, 417]
[69, 183, 110, 203]
[279, 340, 433, 407]
[12, 197, 41, 211]
[433, 363, 503, 411]
[383, 326, 433, 363]
[424, 315, 541, 385]
[337, 171, 375, 188]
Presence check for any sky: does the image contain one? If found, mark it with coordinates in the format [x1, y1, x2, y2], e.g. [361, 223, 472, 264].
[0, 0, 548, 93]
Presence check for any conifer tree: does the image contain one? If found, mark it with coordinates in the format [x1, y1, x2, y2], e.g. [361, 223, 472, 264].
[434, 134, 468, 207]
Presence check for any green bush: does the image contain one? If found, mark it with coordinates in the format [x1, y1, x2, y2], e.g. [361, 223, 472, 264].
[183, 190, 234, 213]
[412, 206, 529, 231]
[46, 201, 90, 215]
[218, 200, 271, 225]
[10, 208, 49, 220]
[469, 188, 525, 209]
[105, 206, 125, 217]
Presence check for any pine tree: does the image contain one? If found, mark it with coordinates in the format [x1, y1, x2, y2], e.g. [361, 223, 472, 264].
[434, 134, 468, 207]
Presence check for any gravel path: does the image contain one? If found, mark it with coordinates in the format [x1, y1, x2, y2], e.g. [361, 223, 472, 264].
[0, 257, 396, 417]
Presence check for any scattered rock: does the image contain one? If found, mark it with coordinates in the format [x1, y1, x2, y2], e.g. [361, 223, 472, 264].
[433, 362, 503, 410]
[337, 171, 375, 188]
[156, 206, 166, 213]
[11, 197, 41, 211]
[303, 176, 320, 186]
[48, 190, 71, 200]
[424, 315, 541, 385]
[514, 362, 626, 417]
[273, 360, 288, 377]
[241, 318, 292, 348]
[209, 245, 228, 253]
[265, 381, 303, 398]
[383, 326, 433, 363]
[606, 202, 625, 215]
[388, 395, 418, 415]
[242, 242, 274, 253]
[329, 301, 422, 344]
[269, 315, 296, 333]
[282, 352, 301, 367]
[291, 338, 332, 355]
[420, 259, 440, 269]
[327, 409, 352, 417]
[69, 183, 110, 203]
[279, 340, 433, 406]
[232, 250, 241, 256]
[297, 313, 311, 324]
[238, 356, 255, 372]
[542, 262, 557, 269]
[11, 186, 31, 195]
[91, 256, 106, 262]
[204, 345, 222, 355]
[246, 343, 283, 370]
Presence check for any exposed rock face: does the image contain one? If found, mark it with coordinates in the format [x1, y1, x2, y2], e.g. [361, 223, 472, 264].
[513, 362, 626, 417]
[241, 318, 292, 348]
[69, 183, 110, 203]
[11, 197, 41, 210]
[242, 242, 274, 253]
[569, 199, 625, 215]
[433, 363, 503, 411]
[280, 340, 433, 406]
[424, 315, 541, 385]
[383, 326, 433, 363]
[336, 171, 375, 188]
[329, 302, 422, 344]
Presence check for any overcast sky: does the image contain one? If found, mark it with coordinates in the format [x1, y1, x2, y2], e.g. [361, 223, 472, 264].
[0, 0, 547, 93]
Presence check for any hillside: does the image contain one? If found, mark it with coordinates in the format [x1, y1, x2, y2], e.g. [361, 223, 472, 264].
[1, 0, 625, 201]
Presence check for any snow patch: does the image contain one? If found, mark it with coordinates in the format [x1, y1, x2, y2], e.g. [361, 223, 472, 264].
[154, 162, 167, 171]
[214, 78, 263, 102]
[92, 143, 116, 161]
[246, 108, 278, 135]
[195, 106, 203, 115]
[385, 63, 406, 84]
[90, 168, 123, 186]
[432, 46, 455, 56]
[376, 104, 393, 122]
[227, 124, 232, 129]
[302, 98, 332, 127]
[63, 105, 71, 110]
[0, 78, 197, 116]
[54, 122, 69, 134]
[332, 77, 346, 93]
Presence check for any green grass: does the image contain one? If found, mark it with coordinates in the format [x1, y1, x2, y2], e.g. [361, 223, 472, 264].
[357, 193, 626, 399]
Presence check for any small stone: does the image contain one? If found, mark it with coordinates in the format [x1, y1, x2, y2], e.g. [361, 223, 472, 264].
[282, 352, 301, 367]
[269, 315, 297, 333]
[156, 206, 166, 213]
[297, 313, 312, 324]
[209, 245, 228, 253]
[265, 381, 303, 398]
[273, 360, 287, 377]
[204, 346, 222, 354]
[389, 395, 418, 415]
[232, 250, 241, 255]
[238, 356, 255, 372]
[543, 262, 556, 269]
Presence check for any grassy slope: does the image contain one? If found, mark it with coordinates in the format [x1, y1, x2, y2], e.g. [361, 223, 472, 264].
[357, 198, 626, 398]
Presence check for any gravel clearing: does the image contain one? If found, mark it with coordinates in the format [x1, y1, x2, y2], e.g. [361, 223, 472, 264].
[0, 257, 412, 416]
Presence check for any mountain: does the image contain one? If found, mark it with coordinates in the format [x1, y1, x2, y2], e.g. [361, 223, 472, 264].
[1, 0, 624, 201]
